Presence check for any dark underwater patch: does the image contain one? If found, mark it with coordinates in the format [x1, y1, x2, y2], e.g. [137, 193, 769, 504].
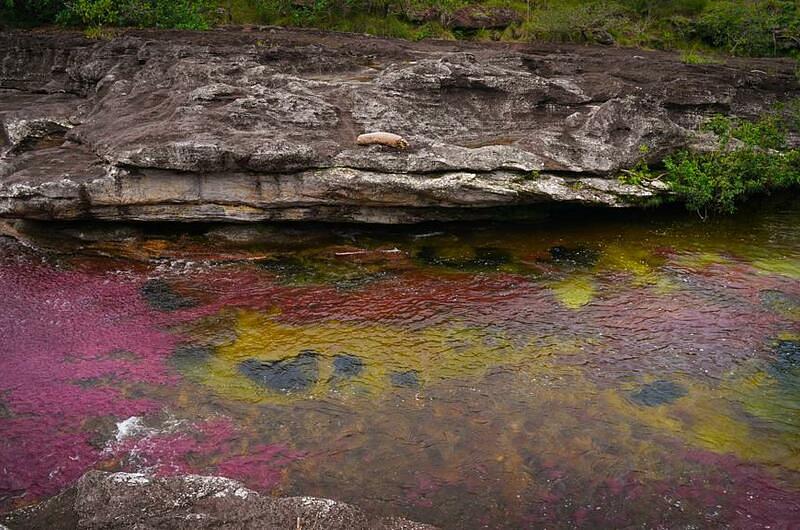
[140, 278, 197, 312]
[415, 246, 511, 271]
[772, 340, 800, 374]
[239, 350, 320, 392]
[629, 380, 687, 407]
[390, 370, 421, 388]
[171, 344, 215, 369]
[332, 354, 364, 378]
[547, 245, 600, 268]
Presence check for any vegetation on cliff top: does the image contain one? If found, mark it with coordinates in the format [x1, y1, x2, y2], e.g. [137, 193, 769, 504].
[3, 0, 800, 58]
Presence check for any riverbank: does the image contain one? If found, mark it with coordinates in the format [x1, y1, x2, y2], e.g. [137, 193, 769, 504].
[1, 27, 798, 224]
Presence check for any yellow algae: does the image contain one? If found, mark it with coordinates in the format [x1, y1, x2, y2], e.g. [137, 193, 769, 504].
[180, 309, 585, 404]
[777, 331, 800, 341]
[611, 364, 800, 472]
[549, 274, 595, 309]
[751, 256, 800, 280]
[596, 242, 663, 285]
[671, 251, 730, 270]
[650, 274, 681, 295]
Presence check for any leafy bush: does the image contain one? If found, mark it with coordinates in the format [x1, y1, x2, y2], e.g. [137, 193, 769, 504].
[57, 0, 213, 29]
[629, 113, 800, 214]
[680, 47, 720, 64]
[665, 146, 800, 214]
[696, 0, 800, 56]
[523, 2, 631, 44]
[1, 0, 212, 29]
[4, 0, 800, 55]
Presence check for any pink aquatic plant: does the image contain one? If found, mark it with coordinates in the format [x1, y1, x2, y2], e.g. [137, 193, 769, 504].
[0, 257, 178, 507]
[106, 417, 303, 491]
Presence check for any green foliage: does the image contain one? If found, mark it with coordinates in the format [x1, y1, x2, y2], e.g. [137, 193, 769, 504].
[2, 0, 212, 29]
[3, 0, 800, 58]
[522, 1, 631, 44]
[57, 0, 213, 29]
[619, 145, 659, 186]
[665, 147, 800, 214]
[680, 47, 720, 64]
[695, 0, 800, 56]
[666, 113, 799, 214]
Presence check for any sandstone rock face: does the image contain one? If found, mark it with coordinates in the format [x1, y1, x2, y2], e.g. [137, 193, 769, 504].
[0, 28, 796, 223]
[1, 471, 438, 529]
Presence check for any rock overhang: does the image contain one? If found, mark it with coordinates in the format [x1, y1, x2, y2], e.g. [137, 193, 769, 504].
[0, 27, 797, 223]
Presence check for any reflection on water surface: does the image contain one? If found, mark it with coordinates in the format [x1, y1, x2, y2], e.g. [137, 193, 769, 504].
[1, 201, 799, 528]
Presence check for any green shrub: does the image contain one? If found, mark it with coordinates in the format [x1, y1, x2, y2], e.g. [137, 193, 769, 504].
[665, 147, 800, 214]
[680, 47, 720, 64]
[57, 0, 213, 29]
[665, 113, 799, 214]
[523, 1, 632, 44]
[620, 112, 800, 215]
[696, 0, 799, 56]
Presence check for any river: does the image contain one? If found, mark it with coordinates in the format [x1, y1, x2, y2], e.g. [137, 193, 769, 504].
[1, 199, 799, 528]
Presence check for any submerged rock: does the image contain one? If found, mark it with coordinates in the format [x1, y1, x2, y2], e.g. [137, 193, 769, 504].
[332, 354, 365, 378]
[139, 279, 197, 312]
[390, 370, 421, 388]
[416, 245, 511, 270]
[773, 340, 800, 373]
[239, 351, 320, 392]
[629, 380, 687, 407]
[0, 28, 796, 223]
[0, 471, 438, 530]
[760, 290, 800, 319]
[548, 245, 601, 268]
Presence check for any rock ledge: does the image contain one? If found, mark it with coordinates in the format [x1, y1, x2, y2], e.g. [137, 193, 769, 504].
[1, 28, 797, 223]
[1, 471, 437, 530]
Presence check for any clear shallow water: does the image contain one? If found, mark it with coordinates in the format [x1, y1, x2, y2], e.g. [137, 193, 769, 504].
[1, 201, 800, 528]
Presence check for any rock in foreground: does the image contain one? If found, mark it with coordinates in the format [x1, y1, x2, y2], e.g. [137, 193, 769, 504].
[1, 471, 437, 530]
[0, 28, 797, 223]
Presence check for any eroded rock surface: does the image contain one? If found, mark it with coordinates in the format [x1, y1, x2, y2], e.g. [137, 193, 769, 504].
[1, 471, 438, 529]
[0, 28, 797, 223]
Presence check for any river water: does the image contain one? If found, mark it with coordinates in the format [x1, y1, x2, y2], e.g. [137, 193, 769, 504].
[1, 200, 799, 528]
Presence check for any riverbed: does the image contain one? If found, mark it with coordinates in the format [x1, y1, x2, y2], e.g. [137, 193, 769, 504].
[1, 200, 799, 528]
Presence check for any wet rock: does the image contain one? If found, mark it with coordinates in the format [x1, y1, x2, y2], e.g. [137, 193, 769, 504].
[629, 380, 687, 406]
[773, 340, 800, 373]
[760, 290, 800, 318]
[257, 256, 314, 280]
[0, 471, 438, 530]
[139, 279, 196, 312]
[0, 29, 797, 223]
[239, 351, 319, 392]
[390, 370, 421, 388]
[416, 246, 510, 270]
[332, 354, 365, 378]
[548, 245, 601, 268]
[171, 344, 214, 369]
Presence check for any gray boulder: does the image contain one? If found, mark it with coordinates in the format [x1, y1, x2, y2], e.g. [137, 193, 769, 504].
[1, 471, 437, 530]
